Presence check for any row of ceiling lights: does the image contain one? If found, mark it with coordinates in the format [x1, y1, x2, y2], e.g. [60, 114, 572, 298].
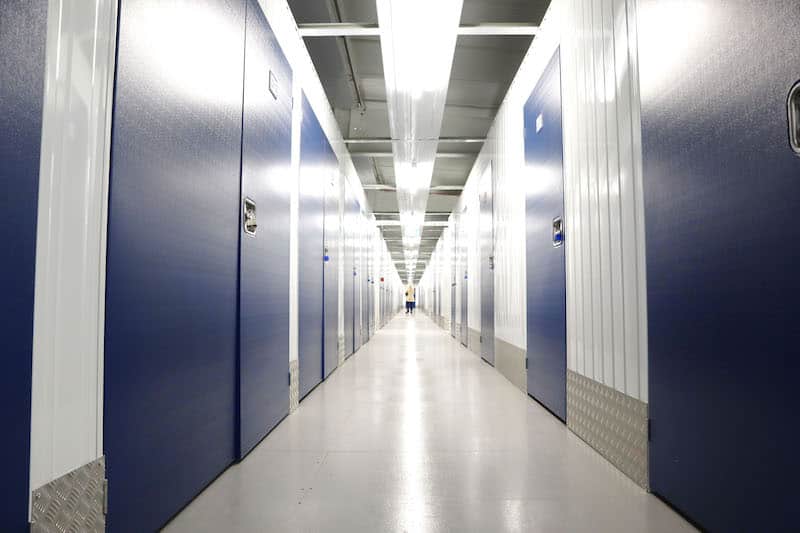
[376, 0, 464, 284]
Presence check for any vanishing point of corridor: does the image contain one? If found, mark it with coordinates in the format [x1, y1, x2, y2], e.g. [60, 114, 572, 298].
[166, 315, 692, 532]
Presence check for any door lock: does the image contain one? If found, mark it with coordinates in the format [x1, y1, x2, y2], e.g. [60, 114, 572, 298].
[243, 197, 257, 236]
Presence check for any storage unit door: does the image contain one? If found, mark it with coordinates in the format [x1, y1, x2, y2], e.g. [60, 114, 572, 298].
[639, 1, 800, 530]
[354, 223, 362, 352]
[237, 0, 292, 458]
[323, 154, 339, 379]
[104, 1, 245, 529]
[0, 2, 47, 528]
[523, 50, 567, 422]
[479, 166, 495, 365]
[298, 94, 325, 398]
[461, 270, 469, 347]
[343, 185, 355, 357]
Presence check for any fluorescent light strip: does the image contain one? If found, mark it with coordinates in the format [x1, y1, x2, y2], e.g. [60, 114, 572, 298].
[377, 0, 463, 281]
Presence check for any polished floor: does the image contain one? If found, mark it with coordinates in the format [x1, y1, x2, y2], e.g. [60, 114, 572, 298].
[165, 314, 693, 532]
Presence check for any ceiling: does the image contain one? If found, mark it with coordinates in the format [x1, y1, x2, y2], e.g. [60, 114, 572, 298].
[288, 0, 550, 283]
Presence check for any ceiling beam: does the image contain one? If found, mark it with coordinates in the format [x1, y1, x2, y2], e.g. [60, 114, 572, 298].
[298, 22, 539, 37]
[376, 220, 450, 227]
[298, 22, 379, 37]
[363, 184, 463, 192]
[457, 23, 539, 36]
[350, 152, 475, 159]
[344, 137, 484, 144]
[373, 211, 451, 217]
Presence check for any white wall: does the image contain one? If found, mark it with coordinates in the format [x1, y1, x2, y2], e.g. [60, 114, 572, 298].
[30, 0, 117, 494]
[560, 0, 648, 401]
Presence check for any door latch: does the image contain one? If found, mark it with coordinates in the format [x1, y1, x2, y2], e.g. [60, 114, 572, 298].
[552, 216, 564, 247]
[243, 197, 257, 236]
[789, 80, 800, 156]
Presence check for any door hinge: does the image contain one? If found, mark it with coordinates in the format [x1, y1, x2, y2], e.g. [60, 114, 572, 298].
[480, 335, 483, 343]
[103, 478, 109, 515]
[647, 418, 652, 442]
[525, 358, 528, 370]
[288, 372, 291, 386]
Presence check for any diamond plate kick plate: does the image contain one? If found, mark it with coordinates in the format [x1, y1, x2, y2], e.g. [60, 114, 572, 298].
[567, 371, 649, 489]
[31, 457, 106, 532]
[289, 359, 300, 412]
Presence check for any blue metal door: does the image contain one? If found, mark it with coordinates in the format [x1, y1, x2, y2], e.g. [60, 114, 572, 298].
[298, 94, 325, 397]
[354, 216, 363, 352]
[451, 223, 457, 337]
[523, 50, 566, 422]
[343, 184, 355, 357]
[460, 208, 469, 346]
[104, 1, 245, 529]
[237, 0, 292, 459]
[0, 2, 47, 527]
[323, 151, 339, 379]
[639, 1, 800, 530]
[479, 164, 495, 365]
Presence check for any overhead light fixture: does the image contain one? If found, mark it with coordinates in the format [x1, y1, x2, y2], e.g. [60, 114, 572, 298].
[377, 0, 463, 281]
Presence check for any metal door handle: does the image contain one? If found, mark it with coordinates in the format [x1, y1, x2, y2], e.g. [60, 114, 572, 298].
[789, 81, 800, 155]
[243, 197, 257, 236]
[552, 216, 564, 247]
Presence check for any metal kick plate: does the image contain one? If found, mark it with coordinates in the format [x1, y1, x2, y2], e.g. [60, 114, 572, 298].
[567, 370, 649, 489]
[31, 457, 106, 533]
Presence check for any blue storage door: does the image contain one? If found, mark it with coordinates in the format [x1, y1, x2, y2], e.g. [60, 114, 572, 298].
[237, 0, 292, 458]
[322, 135, 339, 378]
[639, 1, 800, 530]
[298, 94, 325, 397]
[104, 1, 245, 530]
[523, 50, 566, 422]
[343, 184, 355, 357]
[353, 217, 362, 352]
[0, 2, 47, 528]
[479, 164, 495, 364]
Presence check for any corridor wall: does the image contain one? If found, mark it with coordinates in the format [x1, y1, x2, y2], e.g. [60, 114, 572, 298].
[14, 0, 390, 530]
[429, 0, 650, 489]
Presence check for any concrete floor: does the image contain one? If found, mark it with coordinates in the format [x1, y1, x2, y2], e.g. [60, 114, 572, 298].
[164, 314, 693, 532]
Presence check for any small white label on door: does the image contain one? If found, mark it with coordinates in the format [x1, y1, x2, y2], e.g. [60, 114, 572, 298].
[536, 113, 544, 133]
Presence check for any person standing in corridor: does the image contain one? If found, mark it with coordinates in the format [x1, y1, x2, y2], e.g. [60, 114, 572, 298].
[405, 284, 415, 314]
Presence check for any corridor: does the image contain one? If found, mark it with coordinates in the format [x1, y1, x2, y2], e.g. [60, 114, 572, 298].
[165, 315, 692, 532]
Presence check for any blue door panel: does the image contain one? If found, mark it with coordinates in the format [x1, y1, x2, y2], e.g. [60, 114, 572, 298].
[298, 94, 325, 397]
[238, 0, 292, 457]
[104, 1, 245, 530]
[639, 1, 800, 530]
[343, 185, 356, 357]
[323, 178, 342, 376]
[523, 50, 567, 422]
[323, 162, 339, 378]
[0, 2, 47, 528]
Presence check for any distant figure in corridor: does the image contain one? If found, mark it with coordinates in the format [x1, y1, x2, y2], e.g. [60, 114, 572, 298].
[405, 284, 416, 314]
